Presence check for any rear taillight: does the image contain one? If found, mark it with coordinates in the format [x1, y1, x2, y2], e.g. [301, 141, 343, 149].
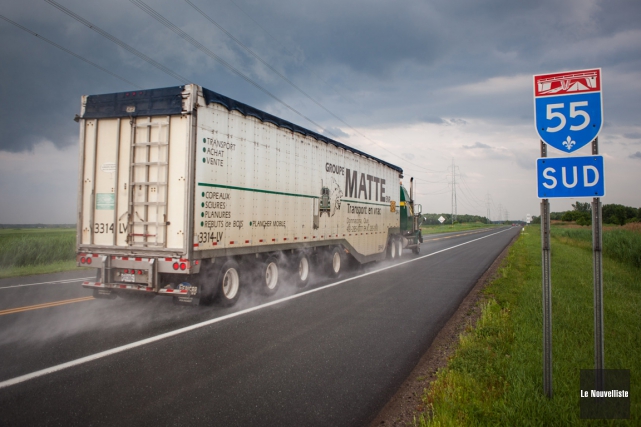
[173, 262, 179, 270]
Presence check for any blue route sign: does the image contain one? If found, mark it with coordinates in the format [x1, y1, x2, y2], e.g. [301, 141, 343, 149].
[534, 69, 602, 153]
[536, 156, 605, 198]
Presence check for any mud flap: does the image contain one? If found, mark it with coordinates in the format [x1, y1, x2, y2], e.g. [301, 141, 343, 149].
[172, 282, 201, 306]
[93, 288, 117, 299]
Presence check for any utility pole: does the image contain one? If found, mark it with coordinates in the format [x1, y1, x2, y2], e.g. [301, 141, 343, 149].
[498, 203, 502, 224]
[486, 192, 491, 224]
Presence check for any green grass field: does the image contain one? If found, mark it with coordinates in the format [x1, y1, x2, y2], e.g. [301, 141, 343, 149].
[421, 222, 502, 235]
[416, 225, 640, 426]
[0, 228, 85, 278]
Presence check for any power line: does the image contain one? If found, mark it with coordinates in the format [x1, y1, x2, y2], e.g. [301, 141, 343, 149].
[45, 0, 448, 176]
[225, 0, 358, 106]
[45, 0, 191, 84]
[451, 159, 457, 224]
[416, 187, 450, 196]
[457, 189, 484, 215]
[128, 0, 332, 135]
[414, 177, 449, 184]
[0, 14, 141, 88]
[486, 192, 491, 223]
[132, 0, 448, 175]
[457, 195, 483, 216]
[458, 173, 486, 206]
[45, 0, 328, 136]
[185, 0, 354, 123]
[456, 181, 485, 210]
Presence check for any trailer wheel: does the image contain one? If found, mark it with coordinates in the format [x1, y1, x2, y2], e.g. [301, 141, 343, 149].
[294, 253, 311, 287]
[261, 256, 280, 295]
[327, 247, 344, 278]
[388, 239, 397, 260]
[396, 239, 404, 258]
[215, 260, 241, 306]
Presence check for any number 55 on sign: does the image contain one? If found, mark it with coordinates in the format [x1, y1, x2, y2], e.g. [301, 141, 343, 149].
[534, 69, 603, 153]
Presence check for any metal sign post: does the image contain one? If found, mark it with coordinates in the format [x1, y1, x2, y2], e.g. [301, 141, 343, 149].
[540, 139, 553, 398]
[592, 137, 605, 390]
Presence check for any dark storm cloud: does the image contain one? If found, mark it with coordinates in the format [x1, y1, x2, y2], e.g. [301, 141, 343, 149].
[629, 152, 641, 160]
[449, 118, 467, 125]
[1, 0, 641, 152]
[624, 132, 641, 139]
[462, 142, 491, 150]
[421, 116, 446, 124]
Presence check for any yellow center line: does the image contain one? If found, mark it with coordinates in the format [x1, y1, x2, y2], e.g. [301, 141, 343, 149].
[0, 296, 95, 316]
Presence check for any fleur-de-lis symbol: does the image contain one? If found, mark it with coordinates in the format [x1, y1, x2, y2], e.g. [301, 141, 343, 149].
[562, 136, 575, 150]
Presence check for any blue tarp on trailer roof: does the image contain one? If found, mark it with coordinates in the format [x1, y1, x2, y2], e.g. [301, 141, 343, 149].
[82, 86, 184, 119]
[82, 85, 402, 173]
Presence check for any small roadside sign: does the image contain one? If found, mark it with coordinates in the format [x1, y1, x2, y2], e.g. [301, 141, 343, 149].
[438, 216, 445, 224]
[534, 68, 602, 153]
[536, 155, 605, 198]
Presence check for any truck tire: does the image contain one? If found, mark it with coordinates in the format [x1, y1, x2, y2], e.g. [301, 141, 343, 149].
[388, 239, 397, 260]
[260, 256, 281, 295]
[293, 252, 311, 288]
[396, 239, 404, 258]
[327, 247, 344, 278]
[412, 244, 421, 255]
[214, 260, 241, 306]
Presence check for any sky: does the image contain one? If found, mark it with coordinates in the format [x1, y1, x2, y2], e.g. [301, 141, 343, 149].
[1, 0, 640, 224]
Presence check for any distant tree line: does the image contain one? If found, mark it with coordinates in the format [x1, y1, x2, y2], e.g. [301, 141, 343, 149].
[530, 203, 641, 226]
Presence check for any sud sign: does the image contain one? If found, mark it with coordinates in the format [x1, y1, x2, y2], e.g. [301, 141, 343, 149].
[536, 156, 605, 198]
[534, 69, 602, 153]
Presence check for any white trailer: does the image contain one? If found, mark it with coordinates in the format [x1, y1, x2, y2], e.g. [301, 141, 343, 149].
[77, 84, 422, 305]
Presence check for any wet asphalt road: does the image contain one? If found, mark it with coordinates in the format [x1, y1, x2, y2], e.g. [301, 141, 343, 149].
[0, 226, 520, 426]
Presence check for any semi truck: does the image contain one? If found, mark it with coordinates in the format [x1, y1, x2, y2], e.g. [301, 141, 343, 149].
[76, 84, 422, 305]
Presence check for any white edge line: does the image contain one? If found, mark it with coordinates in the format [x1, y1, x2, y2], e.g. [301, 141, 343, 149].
[0, 228, 512, 389]
[0, 277, 95, 290]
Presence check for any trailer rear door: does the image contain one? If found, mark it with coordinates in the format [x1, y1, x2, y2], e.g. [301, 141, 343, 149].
[77, 86, 194, 255]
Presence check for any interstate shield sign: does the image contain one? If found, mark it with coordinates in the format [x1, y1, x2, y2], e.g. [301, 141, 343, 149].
[534, 69, 603, 153]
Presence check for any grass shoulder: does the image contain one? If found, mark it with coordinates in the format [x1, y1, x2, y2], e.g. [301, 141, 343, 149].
[415, 225, 640, 425]
[0, 261, 91, 279]
[421, 223, 501, 235]
[0, 228, 82, 278]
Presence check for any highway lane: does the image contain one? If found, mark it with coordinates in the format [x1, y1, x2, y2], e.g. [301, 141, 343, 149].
[0, 226, 520, 426]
